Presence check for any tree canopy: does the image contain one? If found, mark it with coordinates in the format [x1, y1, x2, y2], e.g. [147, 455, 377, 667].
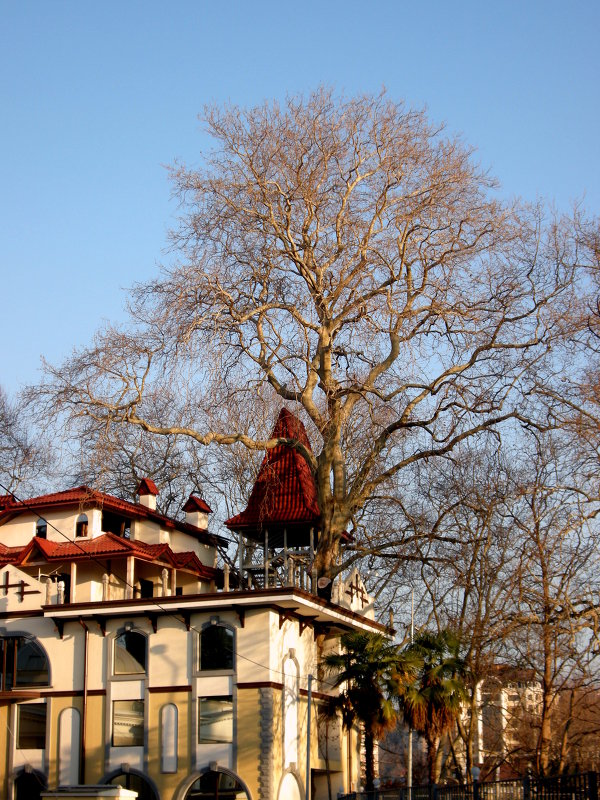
[399, 629, 468, 783]
[0, 387, 52, 496]
[35, 88, 588, 575]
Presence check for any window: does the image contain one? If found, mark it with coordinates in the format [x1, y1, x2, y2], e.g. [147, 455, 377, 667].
[17, 703, 47, 749]
[200, 625, 234, 671]
[75, 513, 88, 537]
[14, 769, 46, 800]
[35, 520, 47, 538]
[0, 636, 49, 690]
[102, 511, 131, 538]
[112, 699, 144, 747]
[108, 772, 158, 800]
[198, 696, 233, 744]
[114, 630, 147, 675]
[138, 578, 153, 599]
[184, 770, 248, 799]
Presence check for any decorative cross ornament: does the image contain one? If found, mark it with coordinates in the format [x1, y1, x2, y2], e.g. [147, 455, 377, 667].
[345, 572, 368, 607]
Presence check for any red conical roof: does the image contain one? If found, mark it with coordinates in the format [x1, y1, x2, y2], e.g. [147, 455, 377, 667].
[225, 408, 320, 537]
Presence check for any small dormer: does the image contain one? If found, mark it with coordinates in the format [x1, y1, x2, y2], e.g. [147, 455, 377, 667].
[183, 495, 212, 530]
[136, 478, 159, 511]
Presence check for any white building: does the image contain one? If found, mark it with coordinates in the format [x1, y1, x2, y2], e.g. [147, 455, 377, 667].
[0, 411, 383, 800]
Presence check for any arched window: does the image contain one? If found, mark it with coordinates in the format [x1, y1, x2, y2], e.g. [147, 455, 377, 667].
[114, 630, 147, 675]
[200, 624, 234, 671]
[184, 769, 249, 800]
[106, 771, 158, 800]
[0, 636, 49, 690]
[75, 513, 88, 537]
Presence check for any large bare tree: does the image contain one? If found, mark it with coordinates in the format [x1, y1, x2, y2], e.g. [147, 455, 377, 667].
[35, 89, 581, 577]
[0, 386, 53, 496]
[506, 435, 600, 775]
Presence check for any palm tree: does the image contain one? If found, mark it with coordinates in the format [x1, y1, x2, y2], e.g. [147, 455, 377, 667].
[324, 630, 417, 791]
[398, 629, 468, 784]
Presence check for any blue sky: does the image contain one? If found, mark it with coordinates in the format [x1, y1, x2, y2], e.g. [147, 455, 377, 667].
[1, 1, 599, 396]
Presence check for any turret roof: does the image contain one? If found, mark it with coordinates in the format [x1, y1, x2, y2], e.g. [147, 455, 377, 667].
[225, 408, 320, 536]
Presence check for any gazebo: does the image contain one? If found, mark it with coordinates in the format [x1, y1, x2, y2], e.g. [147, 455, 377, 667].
[225, 408, 321, 590]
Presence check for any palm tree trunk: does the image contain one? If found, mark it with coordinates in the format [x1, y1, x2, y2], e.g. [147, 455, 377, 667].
[365, 729, 375, 790]
[427, 734, 440, 785]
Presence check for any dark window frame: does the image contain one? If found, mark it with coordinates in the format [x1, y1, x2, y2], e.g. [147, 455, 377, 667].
[198, 695, 234, 744]
[184, 769, 249, 799]
[113, 629, 148, 676]
[17, 702, 47, 749]
[199, 624, 235, 672]
[0, 635, 50, 691]
[75, 513, 88, 537]
[104, 769, 159, 800]
[111, 699, 145, 747]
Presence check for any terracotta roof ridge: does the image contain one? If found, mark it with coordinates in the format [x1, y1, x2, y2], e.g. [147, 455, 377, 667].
[225, 408, 320, 531]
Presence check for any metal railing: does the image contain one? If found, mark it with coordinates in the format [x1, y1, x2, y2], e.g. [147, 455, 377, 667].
[338, 772, 599, 800]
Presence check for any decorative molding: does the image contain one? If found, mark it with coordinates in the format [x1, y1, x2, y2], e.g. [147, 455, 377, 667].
[259, 686, 274, 800]
[238, 681, 282, 691]
[237, 681, 332, 702]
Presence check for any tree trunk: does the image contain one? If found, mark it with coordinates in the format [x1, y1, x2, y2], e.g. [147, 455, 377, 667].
[313, 518, 342, 579]
[426, 734, 440, 785]
[364, 729, 375, 791]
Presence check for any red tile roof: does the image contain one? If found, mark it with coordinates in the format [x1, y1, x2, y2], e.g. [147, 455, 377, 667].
[0, 541, 23, 562]
[225, 408, 320, 537]
[136, 478, 159, 496]
[0, 533, 219, 581]
[0, 485, 226, 547]
[183, 495, 212, 514]
[0, 495, 15, 511]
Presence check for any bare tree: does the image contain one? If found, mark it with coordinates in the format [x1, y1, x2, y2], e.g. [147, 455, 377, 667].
[34, 89, 582, 577]
[0, 386, 52, 496]
[505, 434, 600, 776]
[377, 434, 600, 781]
[380, 444, 523, 781]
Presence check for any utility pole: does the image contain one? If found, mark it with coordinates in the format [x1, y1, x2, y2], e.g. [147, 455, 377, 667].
[407, 589, 414, 800]
[306, 673, 313, 800]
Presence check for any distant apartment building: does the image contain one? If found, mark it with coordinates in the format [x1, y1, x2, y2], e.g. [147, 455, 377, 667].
[476, 666, 542, 778]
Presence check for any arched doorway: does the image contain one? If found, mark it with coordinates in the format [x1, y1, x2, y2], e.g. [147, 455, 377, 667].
[106, 770, 159, 800]
[14, 769, 46, 800]
[183, 769, 250, 799]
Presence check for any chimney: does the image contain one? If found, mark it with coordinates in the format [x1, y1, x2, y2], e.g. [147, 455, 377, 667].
[136, 478, 159, 511]
[183, 495, 212, 529]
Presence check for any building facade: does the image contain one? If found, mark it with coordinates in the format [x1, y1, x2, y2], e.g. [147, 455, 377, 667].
[0, 413, 382, 800]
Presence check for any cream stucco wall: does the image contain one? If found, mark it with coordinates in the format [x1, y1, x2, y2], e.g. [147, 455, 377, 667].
[1, 585, 369, 799]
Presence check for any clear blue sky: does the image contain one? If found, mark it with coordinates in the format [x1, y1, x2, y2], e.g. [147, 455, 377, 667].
[1, 1, 598, 397]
